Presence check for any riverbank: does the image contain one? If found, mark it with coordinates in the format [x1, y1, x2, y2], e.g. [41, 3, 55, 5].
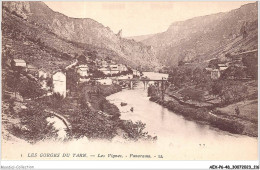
[149, 95, 257, 137]
[77, 84, 156, 141]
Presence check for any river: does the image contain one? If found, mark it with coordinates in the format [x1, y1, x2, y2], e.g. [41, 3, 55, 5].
[107, 72, 258, 160]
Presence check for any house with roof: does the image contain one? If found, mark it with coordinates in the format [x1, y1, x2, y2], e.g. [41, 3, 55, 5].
[211, 69, 221, 80]
[52, 71, 66, 97]
[26, 64, 38, 77]
[109, 64, 120, 75]
[12, 59, 26, 67]
[76, 64, 89, 77]
[98, 67, 111, 75]
[118, 64, 128, 72]
[205, 67, 213, 72]
[132, 69, 141, 77]
[27, 64, 37, 73]
[96, 78, 113, 85]
[11, 59, 26, 71]
[101, 60, 108, 67]
[217, 64, 228, 71]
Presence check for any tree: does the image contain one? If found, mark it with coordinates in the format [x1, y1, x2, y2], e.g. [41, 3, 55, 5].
[46, 77, 53, 91]
[192, 67, 205, 85]
[49, 93, 64, 108]
[242, 56, 258, 79]
[121, 121, 154, 141]
[225, 53, 232, 59]
[8, 99, 15, 113]
[79, 95, 88, 110]
[180, 88, 204, 103]
[19, 79, 45, 99]
[6, 69, 22, 98]
[208, 59, 219, 69]
[78, 55, 86, 64]
[66, 69, 80, 94]
[211, 81, 223, 96]
[212, 80, 248, 104]
[235, 106, 240, 115]
[91, 70, 105, 78]
[178, 60, 185, 66]
[240, 24, 248, 38]
[16, 106, 58, 142]
[221, 66, 246, 80]
[85, 50, 98, 61]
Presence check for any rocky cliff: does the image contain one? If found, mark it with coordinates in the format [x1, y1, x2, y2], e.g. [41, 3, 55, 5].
[141, 2, 258, 66]
[2, 1, 159, 70]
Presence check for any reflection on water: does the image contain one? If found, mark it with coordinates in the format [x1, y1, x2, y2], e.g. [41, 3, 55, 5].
[107, 72, 258, 160]
[160, 107, 166, 121]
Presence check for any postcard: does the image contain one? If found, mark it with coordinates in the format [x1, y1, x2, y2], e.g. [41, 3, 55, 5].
[1, 1, 258, 169]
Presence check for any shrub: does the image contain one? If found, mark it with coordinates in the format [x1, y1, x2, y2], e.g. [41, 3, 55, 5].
[120, 120, 156, 141]
[10, 106, 58, 143]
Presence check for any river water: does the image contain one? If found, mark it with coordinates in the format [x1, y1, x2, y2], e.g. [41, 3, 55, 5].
[107, 72, 258, 160]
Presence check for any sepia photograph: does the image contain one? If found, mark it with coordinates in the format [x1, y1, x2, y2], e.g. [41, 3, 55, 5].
[1, 0, 259, 169]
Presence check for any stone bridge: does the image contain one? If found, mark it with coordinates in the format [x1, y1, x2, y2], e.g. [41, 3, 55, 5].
[112, 77, 168, 89]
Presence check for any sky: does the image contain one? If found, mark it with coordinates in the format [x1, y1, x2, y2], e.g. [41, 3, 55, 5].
[44, 1, 254, 37]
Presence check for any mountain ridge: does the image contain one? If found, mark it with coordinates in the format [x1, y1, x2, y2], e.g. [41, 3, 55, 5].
[2, 1, 160, 70]
[141, 2, 258, 66]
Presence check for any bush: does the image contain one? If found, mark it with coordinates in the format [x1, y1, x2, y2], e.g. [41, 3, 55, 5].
[211, 80, 248, 104]
[10, 106, 58, 143]
[221, 66, 246, 80]
[70, 110, 118, 140]
[242, 56, 258, 79]
[19, 79, 46, 99]
[120, 120, 156, 141]
[180, 88, 204, 102]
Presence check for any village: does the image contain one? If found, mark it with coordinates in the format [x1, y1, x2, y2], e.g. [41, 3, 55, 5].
[206, 49, 258, 80]
[5, 55, 142, 99]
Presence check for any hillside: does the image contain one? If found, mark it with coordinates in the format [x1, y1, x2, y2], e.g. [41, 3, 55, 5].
[141, 2, 258, 66]
[2, 1, 159, 70]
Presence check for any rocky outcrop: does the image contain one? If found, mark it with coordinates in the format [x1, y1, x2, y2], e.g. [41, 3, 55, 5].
[3, 1, 31, 19]
[117, 29, 122, 37]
